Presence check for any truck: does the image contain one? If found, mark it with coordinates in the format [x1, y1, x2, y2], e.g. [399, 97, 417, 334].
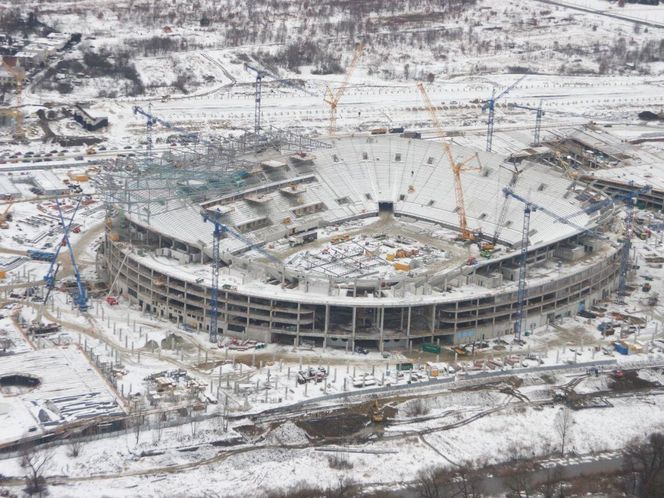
[613, 341, 629, 355]
[396, 362, 414, 371]
[27, 250, 56, 262]
[288, 230, 318, 247]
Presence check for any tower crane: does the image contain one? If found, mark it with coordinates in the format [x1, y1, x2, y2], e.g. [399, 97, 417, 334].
[503, 183, 650, 339]
[36, 198, 88, 324]
[482, 75, 527, 152]
[488, 168, 522, 250]
[133, 105, 198, 144]
[324, 43, 364, 136]
[510, 100, 544, 146]
[245, 62, 317, 136]
[1, 61, 25, 139]
[245, 63, 267, 136]
[417, 82, 481, 241]
[133, 105, 247, 162]
[616, 182, 651, 303]
[201, 208, 281, 343]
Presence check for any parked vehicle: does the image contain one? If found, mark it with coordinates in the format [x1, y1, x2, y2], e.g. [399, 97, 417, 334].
[27, 250, 56, 262]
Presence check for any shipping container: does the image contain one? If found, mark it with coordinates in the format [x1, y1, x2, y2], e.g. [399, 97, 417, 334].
[422, 343, 441, 353]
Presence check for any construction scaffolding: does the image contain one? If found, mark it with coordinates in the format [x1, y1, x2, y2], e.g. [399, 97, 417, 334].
[99, 125, 330, 223]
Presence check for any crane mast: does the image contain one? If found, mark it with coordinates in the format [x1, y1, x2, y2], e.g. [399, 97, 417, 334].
[482, 75, 526, 152]
[202, 209, 281, 344]
[1, 61, 25, 139]
[417, 82, 480, 241]
[324, 43, 364, 136]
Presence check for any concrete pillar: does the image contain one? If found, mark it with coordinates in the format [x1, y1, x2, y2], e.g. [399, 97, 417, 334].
[379, 307, 384, 353]
[406, 306, 412, 341]
[295, 302, 301, 347]
[351, 307, 357, 350]
[323, 304, 330, 349]
[431, 304, 436, 342]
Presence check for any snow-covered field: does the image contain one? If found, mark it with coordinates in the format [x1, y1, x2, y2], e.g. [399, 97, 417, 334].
[1, 0, 664, 496]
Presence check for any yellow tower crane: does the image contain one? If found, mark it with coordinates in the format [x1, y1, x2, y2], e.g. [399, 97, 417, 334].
[417, 82, 481, 241]
[324, 43, 364, 137]
[1, 61, 25, 139]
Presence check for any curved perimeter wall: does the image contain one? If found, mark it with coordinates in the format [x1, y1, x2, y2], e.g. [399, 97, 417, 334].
[103, 234, 621, 350]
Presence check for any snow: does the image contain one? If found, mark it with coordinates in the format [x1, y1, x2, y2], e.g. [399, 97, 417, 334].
[0, 0, 664, 495]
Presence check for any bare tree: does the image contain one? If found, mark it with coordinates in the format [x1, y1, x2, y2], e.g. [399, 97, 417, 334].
[327, 477, 357, 498]
[152, 411, 165, 445]
[67, 438, 83, 458]
[504, 460, 534, 498]
[20, 443, 52, 497]
[415, 466, 451, 498]
[623, 432, 664, 498]
[538, 465, 563, 498]
[454, 461, 485, 498]
[554, 407, 573, 456]
[131, 409, 145, 446]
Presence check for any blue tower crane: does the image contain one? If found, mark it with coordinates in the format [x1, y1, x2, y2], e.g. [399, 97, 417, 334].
[133, 105, 199, 144]
[503, 183, 651, 338]
[482, 75, 527, 153]
[201, 208, 282, 343]
[510, 100, 544, 146]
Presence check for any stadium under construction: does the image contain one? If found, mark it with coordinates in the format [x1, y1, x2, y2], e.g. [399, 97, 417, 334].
[95, 124, 649, 352]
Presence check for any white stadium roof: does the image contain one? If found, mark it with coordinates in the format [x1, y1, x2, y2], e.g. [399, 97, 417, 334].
[125, 135, 605, 259]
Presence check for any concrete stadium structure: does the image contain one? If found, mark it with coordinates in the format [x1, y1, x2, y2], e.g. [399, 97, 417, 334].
[101, 135, 622, 351]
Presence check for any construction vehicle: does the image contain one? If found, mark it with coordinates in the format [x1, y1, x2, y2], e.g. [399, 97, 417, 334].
[482, 75, 527, 152]
[553, 151, 577, 180]
[324, 43, 364, 136]
[0, 201, 13, 229]
[34, 198, 88, 326]
[417, 82, 481, 241]
[370, 400, 384, 423]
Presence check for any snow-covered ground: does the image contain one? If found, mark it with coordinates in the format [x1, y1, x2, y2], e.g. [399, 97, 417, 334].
[1, 0, 664, 496]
